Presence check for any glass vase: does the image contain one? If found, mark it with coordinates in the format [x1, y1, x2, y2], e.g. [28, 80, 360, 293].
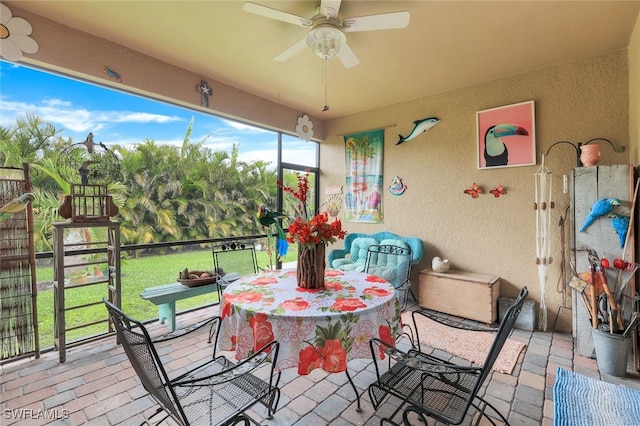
[297, 242, 326, 289]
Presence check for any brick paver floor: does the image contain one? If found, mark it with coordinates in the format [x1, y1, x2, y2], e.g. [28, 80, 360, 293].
[2, 303, 639, 425]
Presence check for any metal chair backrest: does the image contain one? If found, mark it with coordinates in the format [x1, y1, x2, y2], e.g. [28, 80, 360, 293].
[405, 286, 529, 424]
[365, 244, 412, 309]
[212, 241, 259, 301]
[104, 299, 187, 425]
[364, 244, 412, 289]
[474, 286, 529, 389]
[212, 241, 259, 277]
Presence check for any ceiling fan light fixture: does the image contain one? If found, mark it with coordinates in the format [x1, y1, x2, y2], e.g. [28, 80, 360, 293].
[306, 25, 345, 61]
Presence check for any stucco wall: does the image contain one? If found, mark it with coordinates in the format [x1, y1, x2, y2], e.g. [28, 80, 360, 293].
[630, 12, 640, 165]
[322, 51, 630, 331]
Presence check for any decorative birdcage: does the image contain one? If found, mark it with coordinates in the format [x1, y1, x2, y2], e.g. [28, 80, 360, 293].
[57, 133, 120, 222]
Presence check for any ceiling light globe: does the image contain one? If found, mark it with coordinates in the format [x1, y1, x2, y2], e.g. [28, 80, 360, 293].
[306, 25, 345, 61]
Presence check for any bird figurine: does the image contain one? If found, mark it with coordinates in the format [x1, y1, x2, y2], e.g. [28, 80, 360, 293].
[0, 193, 35, 223]
[82, 132, 95, 153]
[102, 66, 122, 83]
[397, 117, 440, 145]
[608, 213, 629, 249]
[256, 204, 288, 257]
[79, 160, 100, 184]
[431, 256, 450, 273]
[579, 198, 621, 233]
[483, 123, 529, 167]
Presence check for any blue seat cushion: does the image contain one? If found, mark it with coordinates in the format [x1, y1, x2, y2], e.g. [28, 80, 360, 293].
[331, 237, 378, 271]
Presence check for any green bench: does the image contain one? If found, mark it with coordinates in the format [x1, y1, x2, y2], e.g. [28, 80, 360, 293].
[140, 272, 239, 331]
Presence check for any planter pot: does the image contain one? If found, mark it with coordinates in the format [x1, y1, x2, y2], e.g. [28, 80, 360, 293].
[297, 243, 325, 289]
[69, 272, 88, 285]
[592, 328, 631, 377]
[580, 143, 601, 167]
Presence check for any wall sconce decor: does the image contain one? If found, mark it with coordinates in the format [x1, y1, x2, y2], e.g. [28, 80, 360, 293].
[543, 138, 624, 167]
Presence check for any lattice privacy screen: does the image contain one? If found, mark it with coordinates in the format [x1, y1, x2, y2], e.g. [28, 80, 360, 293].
[0, 165, 39, 361]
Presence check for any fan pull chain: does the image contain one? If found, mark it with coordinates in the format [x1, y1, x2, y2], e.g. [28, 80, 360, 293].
[322, 59, 329, 112]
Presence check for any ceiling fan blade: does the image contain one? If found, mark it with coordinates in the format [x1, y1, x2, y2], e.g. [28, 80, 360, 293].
[274, 36, 308, 62]
[320, 0, 342, 18]
[342, 11, 410, 32]
[337, 42, 359, 69]
[243, 2, 311, 26]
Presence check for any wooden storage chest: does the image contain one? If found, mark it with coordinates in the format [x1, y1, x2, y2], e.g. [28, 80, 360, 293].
[418, 269, 500, 323]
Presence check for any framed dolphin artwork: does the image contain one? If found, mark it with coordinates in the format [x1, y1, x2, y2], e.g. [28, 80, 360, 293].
[476, 100, 535, 169]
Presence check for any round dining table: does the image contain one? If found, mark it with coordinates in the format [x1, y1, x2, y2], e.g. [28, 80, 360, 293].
[218, 268, 403, 411]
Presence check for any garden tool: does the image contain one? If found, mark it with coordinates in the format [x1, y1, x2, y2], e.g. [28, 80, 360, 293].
[622, 313, 638, 337]
[568, 272, 595, 320]
[587, 249, 601, 328]
[613, 259, 639, 307]
[595, 255, 624, 332]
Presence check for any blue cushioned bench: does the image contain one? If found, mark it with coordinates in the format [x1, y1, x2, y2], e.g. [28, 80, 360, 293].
[140, 272, 239, 331]
[328, 231, 424, 268]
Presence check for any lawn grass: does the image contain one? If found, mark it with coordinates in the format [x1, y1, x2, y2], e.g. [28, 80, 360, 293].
[35, 245, 298, 349]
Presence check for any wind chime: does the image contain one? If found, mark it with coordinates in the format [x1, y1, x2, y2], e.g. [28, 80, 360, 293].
[534, 155, 554, 331]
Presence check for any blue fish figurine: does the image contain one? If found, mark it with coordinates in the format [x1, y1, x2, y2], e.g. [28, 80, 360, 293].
[397, 117, 440, 145]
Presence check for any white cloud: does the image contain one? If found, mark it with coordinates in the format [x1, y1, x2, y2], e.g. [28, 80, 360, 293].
[199, 134, 242, 153]
[0, 98, 183, 132]
[112, 112, 182, 124]
[221, 118, 271, 133]
[42, 98, 72, 107]
[238, 149, 277, 166]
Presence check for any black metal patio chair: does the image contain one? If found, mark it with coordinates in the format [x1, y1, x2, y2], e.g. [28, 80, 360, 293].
[368, 287, 528, 425]
[364, 244, 413, 311]
[212, 241, 259, 302]
[104, 299, 281, 426]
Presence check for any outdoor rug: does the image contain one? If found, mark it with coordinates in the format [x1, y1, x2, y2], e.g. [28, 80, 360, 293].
[553, 367, 640, 426]
[404, 312, 526, 374]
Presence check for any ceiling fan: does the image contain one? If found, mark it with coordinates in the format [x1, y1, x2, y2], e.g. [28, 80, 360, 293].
[243, 0, 410, 69]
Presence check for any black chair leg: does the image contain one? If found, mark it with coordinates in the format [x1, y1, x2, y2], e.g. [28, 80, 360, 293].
[344, 368, 362, 412]
[141, 407, 169, 426]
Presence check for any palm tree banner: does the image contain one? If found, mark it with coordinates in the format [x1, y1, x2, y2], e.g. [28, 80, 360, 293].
[343, 129, 384, 223]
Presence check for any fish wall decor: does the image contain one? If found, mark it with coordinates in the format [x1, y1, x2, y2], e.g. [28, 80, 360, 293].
[397, 117, 439, 145]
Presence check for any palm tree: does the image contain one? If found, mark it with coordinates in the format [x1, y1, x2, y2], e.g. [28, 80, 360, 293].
[2, 114, 282, 251]
[0, 113, 59, 167]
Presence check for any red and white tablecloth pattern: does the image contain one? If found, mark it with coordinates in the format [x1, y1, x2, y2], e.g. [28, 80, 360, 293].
[219, 269, 402, 375]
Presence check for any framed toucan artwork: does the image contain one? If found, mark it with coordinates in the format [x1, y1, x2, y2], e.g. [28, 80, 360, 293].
[476, 100, 535, 169]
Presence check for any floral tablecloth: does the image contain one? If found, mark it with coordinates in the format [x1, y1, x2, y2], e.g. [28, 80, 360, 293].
[219, 269, 402, 375]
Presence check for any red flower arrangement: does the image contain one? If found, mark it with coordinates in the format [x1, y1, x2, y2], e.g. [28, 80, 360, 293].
[278, 171, 347, 247]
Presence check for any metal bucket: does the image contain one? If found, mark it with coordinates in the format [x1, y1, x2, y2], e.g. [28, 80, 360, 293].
[592, 328, 631, 377]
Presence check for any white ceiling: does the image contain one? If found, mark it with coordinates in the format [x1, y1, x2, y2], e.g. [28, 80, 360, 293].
[10, 0, 640, 120]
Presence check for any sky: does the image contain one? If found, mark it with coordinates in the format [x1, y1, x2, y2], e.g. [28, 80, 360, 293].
[0, 60, 316, 167]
